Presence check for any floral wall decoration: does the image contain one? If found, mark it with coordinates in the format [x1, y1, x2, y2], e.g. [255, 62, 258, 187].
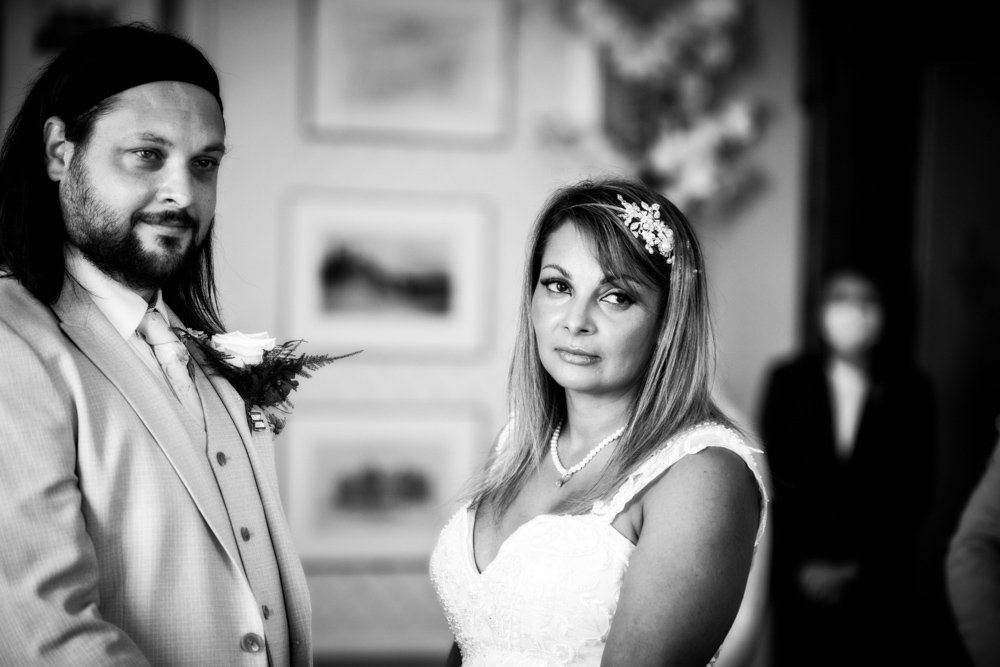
[555, 0, 768, 221]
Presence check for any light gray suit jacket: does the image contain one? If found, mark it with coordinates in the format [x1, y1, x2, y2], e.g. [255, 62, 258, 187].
[0, 277, 312, 666]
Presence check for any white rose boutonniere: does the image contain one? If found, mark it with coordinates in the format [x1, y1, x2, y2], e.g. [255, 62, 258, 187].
[210, 331, 277, 368]
[178, 328, 361, 435]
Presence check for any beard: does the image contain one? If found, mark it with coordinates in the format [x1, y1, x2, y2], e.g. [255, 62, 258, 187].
[61, 158, 209, 293]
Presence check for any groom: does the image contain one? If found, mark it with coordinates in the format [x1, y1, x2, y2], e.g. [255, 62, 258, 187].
[0, 24, 310, 665]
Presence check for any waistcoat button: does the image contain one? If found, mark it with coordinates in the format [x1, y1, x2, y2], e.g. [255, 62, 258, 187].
[240, 632, 264, 653]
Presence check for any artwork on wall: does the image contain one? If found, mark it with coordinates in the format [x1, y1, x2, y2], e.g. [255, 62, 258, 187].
[285, 404, 485, 563]
[284, 189, 494, 360]
[554, 0, 768, 221]
[300, 0, 514, 144]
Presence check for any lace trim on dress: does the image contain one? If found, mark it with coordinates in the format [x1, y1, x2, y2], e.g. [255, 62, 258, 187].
[591, 422, 770, 548]
[486, 419, 770, 547]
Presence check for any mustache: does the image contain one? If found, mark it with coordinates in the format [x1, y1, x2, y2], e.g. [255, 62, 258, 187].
[132, 210, 198, 229]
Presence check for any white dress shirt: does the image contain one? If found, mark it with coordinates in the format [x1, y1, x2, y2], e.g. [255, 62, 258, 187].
[64, 247, 173, 385]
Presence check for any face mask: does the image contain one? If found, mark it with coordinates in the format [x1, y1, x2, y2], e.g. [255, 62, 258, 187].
[821, 302, 882, 357]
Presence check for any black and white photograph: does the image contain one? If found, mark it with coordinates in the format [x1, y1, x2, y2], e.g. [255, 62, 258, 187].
[285, 189, 493, 359]
[285, 405, 482, 562]
[0, 1, 997, 666]
[301, 0, 513, 144]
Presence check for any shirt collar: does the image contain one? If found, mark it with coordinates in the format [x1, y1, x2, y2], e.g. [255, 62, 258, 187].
[64, 246, 168, 340]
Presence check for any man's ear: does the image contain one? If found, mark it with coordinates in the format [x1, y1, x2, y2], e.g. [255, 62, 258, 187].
[43, 116, 74, 182]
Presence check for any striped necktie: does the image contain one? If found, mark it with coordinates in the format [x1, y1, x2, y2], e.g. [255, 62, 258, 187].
[137, 309, 205, 429]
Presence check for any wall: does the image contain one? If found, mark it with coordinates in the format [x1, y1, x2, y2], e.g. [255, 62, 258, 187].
[702, 0, 803, 424]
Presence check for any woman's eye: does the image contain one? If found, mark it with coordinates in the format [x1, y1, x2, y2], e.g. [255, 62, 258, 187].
[133, 149, 160, 161]
[540, 278, 569, 294]
[603, 291, 635, 307]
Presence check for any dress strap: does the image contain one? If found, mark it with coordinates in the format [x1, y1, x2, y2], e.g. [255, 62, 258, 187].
[591, 422, 770, 547]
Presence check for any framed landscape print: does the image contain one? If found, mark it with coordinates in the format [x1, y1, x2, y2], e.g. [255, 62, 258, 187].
[284, 188, 494, 360]
[300, 0, 514, 144]
[285, 404, 485, 563]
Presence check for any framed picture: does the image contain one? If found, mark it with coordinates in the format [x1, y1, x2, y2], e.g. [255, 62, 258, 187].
[284, 189, 494, 359]
[300, 0, 514, 144]
[1, 0, 171, 131]
[285, 404, 485, 563]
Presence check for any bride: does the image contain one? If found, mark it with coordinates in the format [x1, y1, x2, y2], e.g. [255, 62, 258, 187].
[430, 177, 768, 666]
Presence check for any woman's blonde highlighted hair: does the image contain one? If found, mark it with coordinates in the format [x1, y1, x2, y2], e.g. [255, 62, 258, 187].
[469, 176, 739, 518]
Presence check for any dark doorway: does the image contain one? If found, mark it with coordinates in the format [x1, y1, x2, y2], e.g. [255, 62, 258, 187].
[798, 2, 1000, 665]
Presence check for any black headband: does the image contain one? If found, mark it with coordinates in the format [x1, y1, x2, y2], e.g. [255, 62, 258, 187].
[51, 24, 223, 122]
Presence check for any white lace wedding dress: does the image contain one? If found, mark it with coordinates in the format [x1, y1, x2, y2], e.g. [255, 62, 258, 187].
[429, 422, 769, 667]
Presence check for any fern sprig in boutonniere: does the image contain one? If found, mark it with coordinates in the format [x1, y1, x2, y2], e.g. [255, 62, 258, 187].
[178, 329, 361, 435]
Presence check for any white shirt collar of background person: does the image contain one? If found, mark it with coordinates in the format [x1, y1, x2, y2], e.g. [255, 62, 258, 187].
[827, 356, 868, 460]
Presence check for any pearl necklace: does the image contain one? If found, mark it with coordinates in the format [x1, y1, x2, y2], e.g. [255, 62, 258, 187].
[549, 421, 626, 487]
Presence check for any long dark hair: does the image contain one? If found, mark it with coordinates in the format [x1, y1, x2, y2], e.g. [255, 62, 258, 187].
[0, 23, 225, 333]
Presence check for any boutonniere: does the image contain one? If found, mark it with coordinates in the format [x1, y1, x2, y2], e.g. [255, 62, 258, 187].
[178, 329, 361, 435]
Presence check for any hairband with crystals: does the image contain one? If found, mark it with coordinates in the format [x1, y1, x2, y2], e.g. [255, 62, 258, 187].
[616, 194, 675, 264]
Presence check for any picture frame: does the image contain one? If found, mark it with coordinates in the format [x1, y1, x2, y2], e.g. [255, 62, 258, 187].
[285, 404, 486, 563]
[300, 0, 514, 145]
[284, 189, 494, 360]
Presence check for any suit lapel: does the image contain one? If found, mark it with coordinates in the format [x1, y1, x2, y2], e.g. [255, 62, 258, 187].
[53, 281, 242, 569]
[809, 358, 838, 464]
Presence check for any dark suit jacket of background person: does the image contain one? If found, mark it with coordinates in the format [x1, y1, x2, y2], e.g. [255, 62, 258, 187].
[760, 353, 935, 666]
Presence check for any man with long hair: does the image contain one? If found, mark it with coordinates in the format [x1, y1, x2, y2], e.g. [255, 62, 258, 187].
[0, 24, 311, 665]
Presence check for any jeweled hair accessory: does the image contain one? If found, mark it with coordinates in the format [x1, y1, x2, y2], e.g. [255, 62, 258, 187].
[616, 194, 675, 264]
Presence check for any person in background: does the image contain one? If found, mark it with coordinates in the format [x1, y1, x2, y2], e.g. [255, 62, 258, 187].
[759, 263, 935, 667]
[431, 176, 768, 666]
[0, 24, 311, 664]
[946, 418, 1000, 667]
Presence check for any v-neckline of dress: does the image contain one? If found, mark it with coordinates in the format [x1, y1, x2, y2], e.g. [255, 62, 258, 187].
[466, 505, 633, 576]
